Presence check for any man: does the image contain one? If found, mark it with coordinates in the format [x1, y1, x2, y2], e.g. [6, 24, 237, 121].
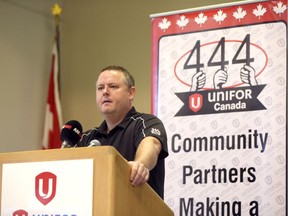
[79, 65, 169, 199]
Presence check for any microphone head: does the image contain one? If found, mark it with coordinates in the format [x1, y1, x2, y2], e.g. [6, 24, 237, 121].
[88, 139, 101, 147]
[60, 120, 83, 147]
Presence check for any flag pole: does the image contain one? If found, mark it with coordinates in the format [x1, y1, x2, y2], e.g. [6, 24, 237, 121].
[42, 4, 63, 149]
[52, 3, 62, 91]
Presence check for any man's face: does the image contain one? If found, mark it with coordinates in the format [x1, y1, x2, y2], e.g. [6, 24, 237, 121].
[96, 70, 135, 117]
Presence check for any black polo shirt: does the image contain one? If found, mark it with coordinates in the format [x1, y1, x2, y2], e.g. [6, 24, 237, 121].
[79, 107, 168, 198]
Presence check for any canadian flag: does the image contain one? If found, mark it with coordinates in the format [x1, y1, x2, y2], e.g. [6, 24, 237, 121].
[42, 41, 62, 149]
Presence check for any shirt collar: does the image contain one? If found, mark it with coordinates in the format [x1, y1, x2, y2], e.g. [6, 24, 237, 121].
[97, 107, 137, 133]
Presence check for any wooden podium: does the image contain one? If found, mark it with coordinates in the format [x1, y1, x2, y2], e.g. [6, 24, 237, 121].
[0, 146, 174, 215]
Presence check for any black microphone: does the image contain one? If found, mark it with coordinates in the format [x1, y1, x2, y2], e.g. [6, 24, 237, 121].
[88, 139, 101, 147]
[60, 120, 83, 148]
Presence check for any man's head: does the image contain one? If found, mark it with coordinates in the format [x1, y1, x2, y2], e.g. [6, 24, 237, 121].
[96, 65, 136, 120]
[100, 65, 135, 88]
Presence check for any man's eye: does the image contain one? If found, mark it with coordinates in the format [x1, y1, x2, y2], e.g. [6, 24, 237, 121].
[97, 87, 104, 91]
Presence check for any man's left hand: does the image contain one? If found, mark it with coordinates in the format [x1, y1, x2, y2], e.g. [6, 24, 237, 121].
[128, 161, 149, 186]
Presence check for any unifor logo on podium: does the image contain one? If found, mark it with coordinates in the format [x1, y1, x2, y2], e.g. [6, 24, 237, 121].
[35, 172, 57, 206]
[13, 209, 28, 216]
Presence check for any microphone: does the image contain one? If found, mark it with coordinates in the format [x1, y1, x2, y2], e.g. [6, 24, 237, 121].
[88, 139, 101, 147]
[60, 120, 83, 148]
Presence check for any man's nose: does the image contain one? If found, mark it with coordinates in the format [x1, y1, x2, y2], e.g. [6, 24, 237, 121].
[103, 86, 109, 95]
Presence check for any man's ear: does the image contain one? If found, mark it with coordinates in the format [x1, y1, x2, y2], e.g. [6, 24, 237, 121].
[129, 86, 136, 100]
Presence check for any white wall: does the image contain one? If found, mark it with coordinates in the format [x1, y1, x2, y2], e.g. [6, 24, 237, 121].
[0, 0, 62, 152]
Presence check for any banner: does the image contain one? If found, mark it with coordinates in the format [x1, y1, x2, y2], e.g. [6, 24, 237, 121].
[151, 0, 287, 215]
[1, 159, 93, 215]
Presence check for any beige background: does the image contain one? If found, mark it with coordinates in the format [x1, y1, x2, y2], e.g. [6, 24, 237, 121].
[0, 0, 246, 152]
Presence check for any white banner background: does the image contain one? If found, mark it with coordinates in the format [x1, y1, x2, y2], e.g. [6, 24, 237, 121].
[151, 0, 287, 215]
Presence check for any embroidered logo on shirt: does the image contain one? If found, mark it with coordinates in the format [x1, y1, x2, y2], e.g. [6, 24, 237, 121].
[151, 128, 161, 136]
